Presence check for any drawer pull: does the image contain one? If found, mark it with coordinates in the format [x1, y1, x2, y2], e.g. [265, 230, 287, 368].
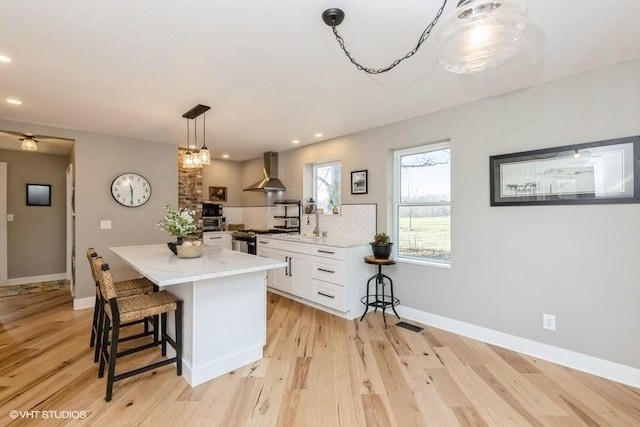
[258, 240, 269, 244]
[208, 236, 222, 240]
[317, 249, 335, 254]
[317, 291, 335, 299]
[317, 268, 335, 274]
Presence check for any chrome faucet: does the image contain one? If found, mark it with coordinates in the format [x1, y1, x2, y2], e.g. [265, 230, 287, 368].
[313, 209, 320, 237]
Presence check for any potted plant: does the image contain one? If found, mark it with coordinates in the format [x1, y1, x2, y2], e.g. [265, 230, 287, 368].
[156, 205, 199, 256]
[329, 198, 340, 214]
[371, 232, 393, 259]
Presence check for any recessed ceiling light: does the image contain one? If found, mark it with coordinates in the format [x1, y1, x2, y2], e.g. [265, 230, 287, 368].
[6, 98, 22, 105]
[222, 154, 229, 159]
[0, 55, 11, 63]
[292, 139, 300, 144]
[314, 133, 323, 138]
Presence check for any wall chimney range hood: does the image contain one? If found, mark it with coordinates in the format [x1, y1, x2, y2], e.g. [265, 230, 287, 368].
[243, 152, 287, 192]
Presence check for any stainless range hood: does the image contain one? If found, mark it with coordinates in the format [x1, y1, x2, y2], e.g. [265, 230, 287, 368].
[243, 152, 287, 192]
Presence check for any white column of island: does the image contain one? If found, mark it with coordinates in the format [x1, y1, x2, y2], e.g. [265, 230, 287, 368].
[109, 244, 287, 387]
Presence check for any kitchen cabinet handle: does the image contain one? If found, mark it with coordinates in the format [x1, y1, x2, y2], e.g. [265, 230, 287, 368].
[208, 236, 222, 240]
[317, 291, 335, 299]
[317, 249, 335, 254]
[288, 257, 293, 276]
[285, 256, 289, 276]
[317, 268, 335, 274]
[258, 240, 269, 244]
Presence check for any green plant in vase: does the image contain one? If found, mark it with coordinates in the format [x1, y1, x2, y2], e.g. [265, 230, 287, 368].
[156, 205, 198, 255]
[371, 232, 393, 259]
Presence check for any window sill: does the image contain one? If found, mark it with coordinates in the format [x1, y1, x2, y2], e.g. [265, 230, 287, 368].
[395, 256, 451, 270]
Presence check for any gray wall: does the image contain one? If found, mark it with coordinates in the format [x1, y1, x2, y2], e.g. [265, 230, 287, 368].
[0, 149, 69, 278]
[202, 159, 243, 207]
[0, 119, 178, 300]
[240, 59, 640, 369]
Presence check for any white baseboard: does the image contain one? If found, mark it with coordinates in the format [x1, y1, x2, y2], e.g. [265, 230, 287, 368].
[73, 296, 95, 311]
[5, 273, 67, 286]
[397, 305, 640, 389]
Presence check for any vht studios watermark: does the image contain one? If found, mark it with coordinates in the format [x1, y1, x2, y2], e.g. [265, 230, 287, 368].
[9, 410, 87, 420]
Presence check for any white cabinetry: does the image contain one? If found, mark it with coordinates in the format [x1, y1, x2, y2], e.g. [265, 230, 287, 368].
[257, 237, 369, 319]
[203, 232, 231, 249]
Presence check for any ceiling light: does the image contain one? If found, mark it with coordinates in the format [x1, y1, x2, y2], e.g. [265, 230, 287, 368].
[322, 0, 527, 75]
[314, 133, 323, 138]
[181, 104, 210, 169]
[6, 98, 22, 105]
[437, 0, 528, 74]
[190, 117, 202, 168]
[20, 135, 38, 151]
[0, 55, 11, 63]
[292, 139, 300, 144]
[222, 154, 229, 159]
[199, 111, 211, 165]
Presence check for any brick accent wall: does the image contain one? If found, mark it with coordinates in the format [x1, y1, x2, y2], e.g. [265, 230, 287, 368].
[178, 148, 203, 232]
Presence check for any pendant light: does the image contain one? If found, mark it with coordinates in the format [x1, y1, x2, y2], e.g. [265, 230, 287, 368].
[183, 118, 195, 168]
[437, 0, 528, 74]
[191, 116, 202, 168]
[181, 104, 210, 169]
[20, 135, 38, 151]
[321, 0, 527, 75]
[199, 111, 211, 165]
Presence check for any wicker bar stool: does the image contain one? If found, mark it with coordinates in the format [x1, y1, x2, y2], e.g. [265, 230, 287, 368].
[95, 259, 183, 402]
[87, 248, 157, 363]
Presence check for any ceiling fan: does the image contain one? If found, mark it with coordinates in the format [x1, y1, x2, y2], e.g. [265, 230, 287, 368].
[0, 129, 73, 153]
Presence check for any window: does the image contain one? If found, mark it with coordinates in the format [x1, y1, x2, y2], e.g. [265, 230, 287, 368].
[394, 142, 451, 265]
[313, 161, 341, 212]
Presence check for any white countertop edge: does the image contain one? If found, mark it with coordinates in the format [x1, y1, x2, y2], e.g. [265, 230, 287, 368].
[109, 244, 287, 287]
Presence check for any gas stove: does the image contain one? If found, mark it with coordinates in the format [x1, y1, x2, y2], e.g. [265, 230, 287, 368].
[231, 229, 290, 241]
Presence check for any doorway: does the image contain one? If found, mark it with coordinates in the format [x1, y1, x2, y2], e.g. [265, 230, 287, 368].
[0, 162, 7, 285]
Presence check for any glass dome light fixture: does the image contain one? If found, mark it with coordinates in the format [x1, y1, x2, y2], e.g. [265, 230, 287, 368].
[199, 111, 211, 165]
[183, 118, 195, 169]
[321, 0, 526, 75]
[20, 135, 38, 151]
[437, 0, 528, 74]
[190, 117, 202, 168]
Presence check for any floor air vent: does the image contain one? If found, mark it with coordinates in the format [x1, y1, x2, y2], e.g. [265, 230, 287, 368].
[396, 321, 424, 332]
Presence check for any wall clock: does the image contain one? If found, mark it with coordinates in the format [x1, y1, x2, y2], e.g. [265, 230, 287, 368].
[111, 173, 151, 207]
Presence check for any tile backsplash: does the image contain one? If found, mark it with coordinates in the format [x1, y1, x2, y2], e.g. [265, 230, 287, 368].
[224, 204, 376, 242]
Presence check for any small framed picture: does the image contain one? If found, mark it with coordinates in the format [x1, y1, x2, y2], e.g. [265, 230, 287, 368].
[26, 184, 51, 206]
[351, 170, 368, 194]
[209, 186, 227, 201]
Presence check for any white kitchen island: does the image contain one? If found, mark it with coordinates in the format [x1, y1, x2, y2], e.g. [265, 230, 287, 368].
[109, 244, 286, 387]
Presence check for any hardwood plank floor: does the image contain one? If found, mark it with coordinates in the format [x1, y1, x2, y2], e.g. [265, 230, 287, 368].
[1, 288, 639, 426]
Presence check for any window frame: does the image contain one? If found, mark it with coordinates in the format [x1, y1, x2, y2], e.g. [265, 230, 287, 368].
[393, 141, 451, 267]
[312, 160, 342, 213]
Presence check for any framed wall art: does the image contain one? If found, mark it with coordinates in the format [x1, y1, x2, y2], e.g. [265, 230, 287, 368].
[490, 136, 640, 206]
[209, 186, 227, 201]
[351, 170, 368, 194]
[26, 183, 51, 206]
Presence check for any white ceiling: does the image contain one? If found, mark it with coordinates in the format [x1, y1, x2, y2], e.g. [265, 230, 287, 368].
[1, 1, 639, 160]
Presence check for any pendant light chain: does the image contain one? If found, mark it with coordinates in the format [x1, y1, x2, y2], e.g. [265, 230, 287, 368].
[329, 0, 448, 74]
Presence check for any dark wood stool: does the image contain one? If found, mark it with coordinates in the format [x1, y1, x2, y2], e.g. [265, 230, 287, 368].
[360, 256, 400, 328]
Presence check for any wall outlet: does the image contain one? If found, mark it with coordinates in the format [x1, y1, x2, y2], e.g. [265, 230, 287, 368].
[100, 220, 112, 230]
[543, 313, 556, 330]
[7, 214, 14, 222]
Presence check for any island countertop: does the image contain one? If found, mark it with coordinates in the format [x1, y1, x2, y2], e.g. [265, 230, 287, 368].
[110, 244, 287, 286]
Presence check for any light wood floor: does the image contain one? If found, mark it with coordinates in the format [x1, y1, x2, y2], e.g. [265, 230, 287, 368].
[1, 288, 639, 426]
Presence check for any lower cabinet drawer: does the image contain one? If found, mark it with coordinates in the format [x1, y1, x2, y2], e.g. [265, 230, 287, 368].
[311, 279, 346, 311]
[310, 259, 345, 286]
